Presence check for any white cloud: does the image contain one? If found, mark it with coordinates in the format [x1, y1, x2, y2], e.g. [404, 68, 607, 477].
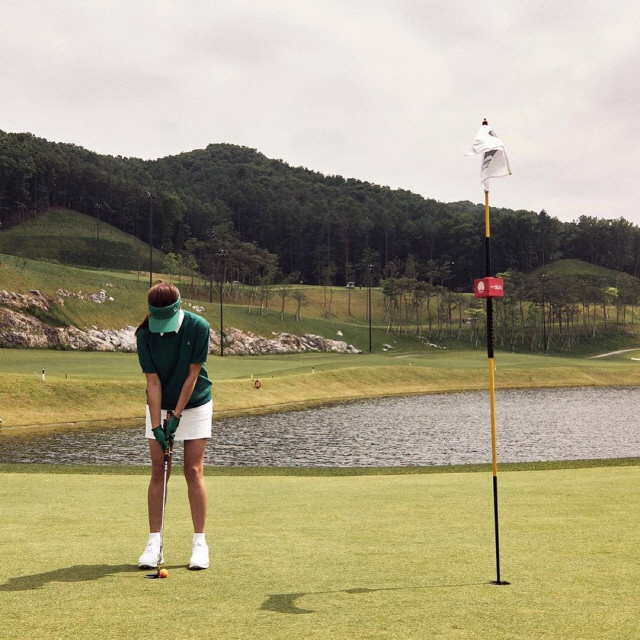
[1, 0, 639, 222]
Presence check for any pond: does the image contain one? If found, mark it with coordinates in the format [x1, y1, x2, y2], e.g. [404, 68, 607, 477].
[2, 387, 639, 466]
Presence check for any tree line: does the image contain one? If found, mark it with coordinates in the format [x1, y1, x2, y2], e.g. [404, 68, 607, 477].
[379, 268, 640, 352]
[3, 130, 640, 292]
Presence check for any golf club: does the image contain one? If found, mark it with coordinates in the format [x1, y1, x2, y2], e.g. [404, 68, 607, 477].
[146, 410, 172, 579]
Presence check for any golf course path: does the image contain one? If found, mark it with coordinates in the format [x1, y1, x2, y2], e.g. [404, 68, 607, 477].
[588, 348, 640, 359]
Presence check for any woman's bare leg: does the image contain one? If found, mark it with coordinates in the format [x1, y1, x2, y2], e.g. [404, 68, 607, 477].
[183, 439, 208, 533]
[147, 439, 172, 532]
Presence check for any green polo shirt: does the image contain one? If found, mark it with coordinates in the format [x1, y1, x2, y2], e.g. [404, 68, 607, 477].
[137, 311, 212, 410]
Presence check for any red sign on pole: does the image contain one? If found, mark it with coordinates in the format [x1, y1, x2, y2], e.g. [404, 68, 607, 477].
[474, 277, 504, 298]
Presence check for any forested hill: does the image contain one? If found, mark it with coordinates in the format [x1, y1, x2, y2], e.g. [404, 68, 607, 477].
[2, 129, 640, 287]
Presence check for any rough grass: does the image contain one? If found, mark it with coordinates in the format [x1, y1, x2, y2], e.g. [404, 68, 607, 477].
[1, 457, 639, 476]
[1, 464, 638, 639]
[3, 349, 640, 428]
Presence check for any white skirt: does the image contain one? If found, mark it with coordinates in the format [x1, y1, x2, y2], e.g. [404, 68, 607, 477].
[145, 400, 213, 440]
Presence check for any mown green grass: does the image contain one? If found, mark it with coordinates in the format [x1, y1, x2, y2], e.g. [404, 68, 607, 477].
[529, 258, 625, 279]
[4, 346, 640, 382]
[1, 464, 638, 639]
[0, 208, 166, 271]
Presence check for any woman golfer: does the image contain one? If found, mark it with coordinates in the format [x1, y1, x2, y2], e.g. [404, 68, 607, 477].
[135, 282, 212, 570]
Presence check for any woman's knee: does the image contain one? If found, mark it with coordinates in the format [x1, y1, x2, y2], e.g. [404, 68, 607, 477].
[150, 461, 171, 483]
[183, 462, 204, 484]
[183, 439, 207, 484]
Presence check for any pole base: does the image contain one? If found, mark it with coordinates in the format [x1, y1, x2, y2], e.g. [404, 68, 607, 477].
[490, 580, 511, 586]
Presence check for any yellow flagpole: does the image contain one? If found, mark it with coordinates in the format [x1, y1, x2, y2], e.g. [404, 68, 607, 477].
[484, 187, 508, 585]
[485, 190, 498, 478]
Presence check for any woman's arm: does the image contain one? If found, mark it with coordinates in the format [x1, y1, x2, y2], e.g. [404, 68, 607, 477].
[145, 373, 162, 428]
[173, 362, 203, 417]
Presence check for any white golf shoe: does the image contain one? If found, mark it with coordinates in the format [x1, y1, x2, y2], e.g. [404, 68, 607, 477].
[189, 539, 210, 570]
[138, 540, 164, 569]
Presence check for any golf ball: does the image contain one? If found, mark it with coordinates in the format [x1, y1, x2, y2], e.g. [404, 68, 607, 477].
[159, 569, 168, 578]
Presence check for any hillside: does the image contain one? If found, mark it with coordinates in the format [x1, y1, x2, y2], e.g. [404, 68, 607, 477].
[3, 130, 640, 293]
[529, 259, 628, 279]
[2, 243, 640, 356]
[0, 251, 402, 354]
[0, 208, 165, 271]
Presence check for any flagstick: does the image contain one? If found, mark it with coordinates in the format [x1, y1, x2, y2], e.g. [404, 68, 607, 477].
[484, 189, 509, 586]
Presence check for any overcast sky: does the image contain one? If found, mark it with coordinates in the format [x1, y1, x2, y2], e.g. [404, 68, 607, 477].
[2, 1, 639, 223]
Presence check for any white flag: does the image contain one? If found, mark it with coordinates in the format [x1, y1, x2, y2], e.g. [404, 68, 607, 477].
[465, 122, 512, 191]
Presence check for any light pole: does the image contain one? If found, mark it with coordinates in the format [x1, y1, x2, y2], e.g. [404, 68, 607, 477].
[541, 274, 547, 353]
[147, 192, 155, 288]
[218, 249, 227, 357]
[95, 203, 102, 269]
[207, 231, 216, 303]
[384, 224, 394, 276]
[367, 263, 374, 352]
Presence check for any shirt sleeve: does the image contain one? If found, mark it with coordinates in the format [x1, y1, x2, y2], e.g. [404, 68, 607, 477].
[191, 320, 210, 364]
[136, 330, 158, 373]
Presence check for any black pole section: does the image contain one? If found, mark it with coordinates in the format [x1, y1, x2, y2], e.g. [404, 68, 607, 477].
[486, 295, 494, 351]
[493, 474, 502, 581]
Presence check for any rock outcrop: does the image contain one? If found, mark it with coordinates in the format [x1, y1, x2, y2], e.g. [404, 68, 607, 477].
[0, 307, 361, 354]
[0, 289, 64, 311]
[211, 327, 361, 355]
[0, 308, 115, 350]
[56, 288, 114, 303]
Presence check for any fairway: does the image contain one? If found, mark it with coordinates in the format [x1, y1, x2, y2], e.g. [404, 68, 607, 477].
[3, 348, 640, 428]
[1, 466, 638, 639]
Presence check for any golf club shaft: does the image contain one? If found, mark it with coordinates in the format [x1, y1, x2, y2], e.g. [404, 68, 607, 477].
[158, 453, 168, 567]
[157, 411, 173, 568]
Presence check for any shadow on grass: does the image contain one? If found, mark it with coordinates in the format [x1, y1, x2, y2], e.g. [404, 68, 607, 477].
[0, 564, 142, 592]
[261, 582, 486, 615]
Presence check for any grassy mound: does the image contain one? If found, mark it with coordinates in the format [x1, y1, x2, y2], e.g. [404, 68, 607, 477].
[0, 208, 164, 270]
[529, 258, 626, 279]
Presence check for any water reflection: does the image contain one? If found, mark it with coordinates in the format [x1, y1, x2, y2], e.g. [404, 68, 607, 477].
[2, 387, 640, 466]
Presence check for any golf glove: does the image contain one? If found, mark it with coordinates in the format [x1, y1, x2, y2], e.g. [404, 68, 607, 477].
[152, 425, 169, 452]
[167, 414, 181, 445]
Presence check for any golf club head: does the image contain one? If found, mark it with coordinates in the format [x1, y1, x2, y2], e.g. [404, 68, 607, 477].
[145, 568, 168, 579]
